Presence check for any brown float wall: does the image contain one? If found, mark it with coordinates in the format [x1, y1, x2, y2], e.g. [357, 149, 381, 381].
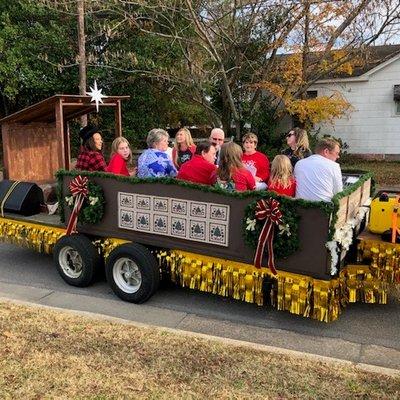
[63, 176, 332, 280]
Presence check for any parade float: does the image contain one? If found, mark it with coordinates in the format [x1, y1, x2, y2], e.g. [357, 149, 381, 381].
[0, 94, 398, 323]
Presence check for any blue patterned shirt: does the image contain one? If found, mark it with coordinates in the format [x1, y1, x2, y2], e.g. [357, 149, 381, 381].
[138, 148, 177, 178]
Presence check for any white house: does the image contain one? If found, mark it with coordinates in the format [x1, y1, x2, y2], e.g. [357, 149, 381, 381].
[310, 45, 400, 158]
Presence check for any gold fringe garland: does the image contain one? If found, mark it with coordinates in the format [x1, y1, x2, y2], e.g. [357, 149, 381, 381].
[93, 238, 130, 259]
[340, 265, 388, 304]
[0, 217, 128, 260]
[357, 239, 400, 284]
[155, 249, 348, 322]
[0, 215, 394, 322]
[0, 217, 66, 254]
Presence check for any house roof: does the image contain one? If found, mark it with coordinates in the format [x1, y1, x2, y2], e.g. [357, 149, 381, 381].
[0, 94, 130, 124]
[323, 44, 400, 79]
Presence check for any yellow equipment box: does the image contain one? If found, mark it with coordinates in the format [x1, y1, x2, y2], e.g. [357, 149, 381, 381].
[368, 192, 400, 234]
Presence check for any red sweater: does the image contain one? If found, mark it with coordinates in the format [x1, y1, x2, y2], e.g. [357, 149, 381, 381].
[106, 153, 130, 176]
[177, 154, 217, 185]
[242, 151, 270, 182]
[232, 168, 256, 191]
[211, 167, 256, 191]
[268, 178, 296, 197]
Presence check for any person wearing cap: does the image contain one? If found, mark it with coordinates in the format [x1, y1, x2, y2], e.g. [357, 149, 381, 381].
[75, 125, 107, 172]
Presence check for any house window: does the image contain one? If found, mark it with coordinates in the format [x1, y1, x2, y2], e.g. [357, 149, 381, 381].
[394, 85, 400, 115]
[396, 101, 400, 115]
[306, 90, 318, 99]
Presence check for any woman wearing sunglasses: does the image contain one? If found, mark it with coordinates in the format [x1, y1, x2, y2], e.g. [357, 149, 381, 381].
[282, 127, 312, 167]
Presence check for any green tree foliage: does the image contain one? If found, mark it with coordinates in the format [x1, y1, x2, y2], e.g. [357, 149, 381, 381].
[0, 1, 78, 116]
[0, 0, 208, 146]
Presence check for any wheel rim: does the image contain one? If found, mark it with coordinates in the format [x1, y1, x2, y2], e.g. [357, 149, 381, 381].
[113, 257, 142, 294]
[58, 246, 83, 279]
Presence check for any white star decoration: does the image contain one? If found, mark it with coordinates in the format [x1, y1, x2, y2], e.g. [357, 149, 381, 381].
[86, 80, 107, 112]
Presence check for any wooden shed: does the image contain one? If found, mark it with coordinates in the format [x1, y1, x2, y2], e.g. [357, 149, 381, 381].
[0, 94, 129, 184]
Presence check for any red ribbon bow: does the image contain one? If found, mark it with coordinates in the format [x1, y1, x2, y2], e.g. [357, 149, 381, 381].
[253, 198, 282, 275]
[66, 175, 89, 235]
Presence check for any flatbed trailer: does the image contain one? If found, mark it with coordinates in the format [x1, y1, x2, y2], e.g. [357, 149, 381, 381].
[0, 94, 398, 322]
[1, 168, 397, 323]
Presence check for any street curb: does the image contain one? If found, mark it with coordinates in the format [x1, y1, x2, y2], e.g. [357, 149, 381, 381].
[1, 297, 399, 378]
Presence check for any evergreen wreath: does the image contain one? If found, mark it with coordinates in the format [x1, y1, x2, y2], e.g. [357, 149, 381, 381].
[64, 181, 105, 225]
[243, 195, 301, 259]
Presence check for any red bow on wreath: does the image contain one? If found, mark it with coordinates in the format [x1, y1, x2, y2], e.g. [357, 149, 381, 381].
[66, 175, 89, 235]
[254, 198, 282, 275]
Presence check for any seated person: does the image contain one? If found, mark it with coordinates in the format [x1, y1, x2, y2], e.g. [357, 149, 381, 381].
[212, 142, 256, 192]
[76, 125, 107, 172]
[137, 129, 177, 178]
[177, 142, 217, 185]
[268, 155, 296, 197]
[172, 128, 196, 169]
[241, 132, 270, 190]
[209, 128, 225, 165]
[295, 137, 343, 202]
[282, 127, 312, 167]
[106, 137, 136, 176]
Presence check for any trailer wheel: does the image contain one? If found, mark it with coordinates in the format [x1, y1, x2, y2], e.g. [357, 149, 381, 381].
[53, 234, 101, 287]
[105, 243, 160, 303]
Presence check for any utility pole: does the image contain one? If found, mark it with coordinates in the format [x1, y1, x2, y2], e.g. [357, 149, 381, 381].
[77, 0, 87, 126]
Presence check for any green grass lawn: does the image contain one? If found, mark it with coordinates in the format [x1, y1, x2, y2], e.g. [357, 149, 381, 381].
[1, 301, 399, 399]
[341, 159, 400, 187]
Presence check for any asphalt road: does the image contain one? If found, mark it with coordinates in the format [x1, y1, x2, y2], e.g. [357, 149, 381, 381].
[0, 242, 399, 370]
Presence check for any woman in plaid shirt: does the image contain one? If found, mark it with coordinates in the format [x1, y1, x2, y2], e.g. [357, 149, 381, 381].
[76, 125, 107, 172]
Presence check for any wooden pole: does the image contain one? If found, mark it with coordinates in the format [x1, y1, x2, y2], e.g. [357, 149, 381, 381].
[55, 99, 66, 169]
[115, 100, 122, 137]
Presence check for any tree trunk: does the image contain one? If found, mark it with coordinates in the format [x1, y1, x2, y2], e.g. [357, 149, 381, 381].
[234, 120, 241, 141]
[77, 0, 87, 126]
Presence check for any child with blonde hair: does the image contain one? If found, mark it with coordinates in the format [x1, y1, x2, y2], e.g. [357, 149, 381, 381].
[106, 136, 136, 176]
[172, 127, 196, 169]
[268, 155, 296, 197]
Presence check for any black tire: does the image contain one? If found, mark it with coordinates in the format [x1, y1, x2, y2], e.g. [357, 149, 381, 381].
[53, 234, 101, 287]
[105, 243, 160, 303]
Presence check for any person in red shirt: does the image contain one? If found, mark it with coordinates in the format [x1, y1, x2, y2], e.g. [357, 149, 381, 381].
[268, 155, 296, 197]
[177, 142, 216, 185]
[212, 142, 255, 192]
[76, 125, 107, 172]
[172, 127, 196, 169]
[106, 137, 136, 176]
[241, 132, 270, 190]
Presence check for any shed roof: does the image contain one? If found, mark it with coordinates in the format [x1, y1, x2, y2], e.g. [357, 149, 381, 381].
[0, 94, 130, 124]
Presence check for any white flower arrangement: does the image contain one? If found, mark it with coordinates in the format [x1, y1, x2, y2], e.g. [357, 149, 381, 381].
[326, 202, 370, 275]
[65, 195, 74, 206]
[278, 223, 291, 237]
[325, 241, 339, 275]
[89, 196, 99, 206]
[246, 218, 256, 231]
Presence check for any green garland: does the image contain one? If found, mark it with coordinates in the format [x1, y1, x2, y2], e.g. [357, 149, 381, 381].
[56, 169, 372, 251]
[63, 180, 105, 226]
